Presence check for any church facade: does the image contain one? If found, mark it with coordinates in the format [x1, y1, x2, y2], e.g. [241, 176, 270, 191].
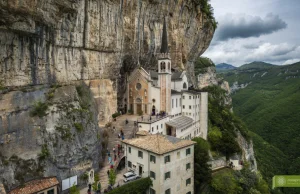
[121, 19, 208, 140]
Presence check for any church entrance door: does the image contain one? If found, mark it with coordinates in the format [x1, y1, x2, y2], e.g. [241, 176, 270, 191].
[137, 104, 142, 114]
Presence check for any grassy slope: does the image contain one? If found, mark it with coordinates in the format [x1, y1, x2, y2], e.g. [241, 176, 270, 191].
[221, 62, 300, 193]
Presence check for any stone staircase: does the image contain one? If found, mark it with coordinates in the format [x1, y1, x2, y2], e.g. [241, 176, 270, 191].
[97, 115, 139, 192]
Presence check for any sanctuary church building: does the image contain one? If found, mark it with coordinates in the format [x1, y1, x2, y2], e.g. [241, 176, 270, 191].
[122, 18, 208, 140]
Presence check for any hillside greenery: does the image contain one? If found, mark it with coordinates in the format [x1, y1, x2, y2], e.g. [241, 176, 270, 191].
[221, 61, 300, 194]
[107, 177, 152, 194]
[195, 57, 215, 75]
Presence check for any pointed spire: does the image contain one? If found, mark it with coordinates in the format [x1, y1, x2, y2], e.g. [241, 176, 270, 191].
[160, 17, 169, 53]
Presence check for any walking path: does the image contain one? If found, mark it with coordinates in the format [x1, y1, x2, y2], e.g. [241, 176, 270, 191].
[80, 115, 139, 194]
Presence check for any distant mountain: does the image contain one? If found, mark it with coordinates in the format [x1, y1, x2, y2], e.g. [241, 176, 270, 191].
[221, 61, 300, 193]
[216, 63, 237, 72]
[239, 61, 276, 70]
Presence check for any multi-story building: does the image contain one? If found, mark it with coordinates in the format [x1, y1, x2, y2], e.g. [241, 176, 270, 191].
[121, 18, 208, 140]
[122, 134, 196, 194]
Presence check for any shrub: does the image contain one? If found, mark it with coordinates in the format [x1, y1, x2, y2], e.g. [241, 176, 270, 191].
[74, 123, 84, 132]
[137, 110, 143, 116]
[108, 169, 116, 186]
[55, 125, 72, 141]
[92, 173, 100, 191]
[38, 144, 50, 160]
[70, 183, 80, 194]
[105, 122, 112, 128]
[80, 173, 89, 181]
[30, 101, 48, 118]
[127, 109, 133, 115]
[107, 177, 152, 194]
[112, 112, 121, 118]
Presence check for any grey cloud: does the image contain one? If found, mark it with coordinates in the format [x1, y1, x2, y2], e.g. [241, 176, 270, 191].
[215, 13, 287, 41]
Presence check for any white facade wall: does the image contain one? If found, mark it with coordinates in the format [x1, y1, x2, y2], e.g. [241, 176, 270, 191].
[150, 87, 161, 114]
[171, 73, 189, 91]
[200, 92, 208, 140]
[170, 94, 182, 118]
[138, 117, 170, 134]
[123, 144, 194, 194]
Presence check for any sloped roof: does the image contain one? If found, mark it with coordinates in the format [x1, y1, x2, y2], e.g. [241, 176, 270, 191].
[136, 130, 150, 136]
[9, 177, 59, 194]
[149, 70, 183, 81]
[166, 116, 194, 130]
[171, 90, 181, 95]
[149, 70, 158, 80]
[171, 72, 183, 80]
[122, 134, 195, 155]
[160, 17, 169, 53]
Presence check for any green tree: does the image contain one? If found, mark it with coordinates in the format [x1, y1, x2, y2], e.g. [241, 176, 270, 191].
[211, 169, 242, 194]
[208, 126, 222, 150]
[109, 169, 116, 186]
[92, 173, 100, 191]
[69, 183, 80, 194]
[192, 137, 212, 193]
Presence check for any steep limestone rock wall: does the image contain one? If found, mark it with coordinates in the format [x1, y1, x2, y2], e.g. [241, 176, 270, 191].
[0, 83, 102, 190]
[0, 0, 214, 115]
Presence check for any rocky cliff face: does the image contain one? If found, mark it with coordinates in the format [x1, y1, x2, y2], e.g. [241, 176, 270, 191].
[0, 0, 214, 191]
[0, 83, 102, 191]
[196, 66, 257, 171]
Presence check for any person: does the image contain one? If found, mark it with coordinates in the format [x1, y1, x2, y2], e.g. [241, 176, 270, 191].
[141, 115, 143, 121]
[107, 170, 110, 177]
[88, 183, 91, 190]
[87, 188, 91, 194]
[114, 154, 117, 161]
[121, 134, 124, 140]
[113, 147, 116, 154]
[97, 182, 101, 194]
[125, 118, 128, 124]
[108, 156, 112, 163]
[118, 133, 120, 138]
[149, 116, 152, 121]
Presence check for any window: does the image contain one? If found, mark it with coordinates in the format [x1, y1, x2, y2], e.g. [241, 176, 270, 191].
[193, 96, 194, 99]
[150, 188, 156, 194]
[186, 163, 191, 170]
[183, 82, 187, 89]
[136, 83, 142, 90]
[128, 161, 132, 168]
[165, 172, 171, 180]
[47, 189, 54, 194]
[164, 155, 170, 163]
[186, 178, 191, 186]
[128, 147, 131, 153]
[186, 148, 191, 155]
[189, 96, 191, 99]
[176, 99, 178, 107]
[161, 124, 163, 128]
[183, 105, 185, 109]
[152, 127, 154, 132]
[189, 106, 191, 109]
[150, 171, 156, 179]
[172, 99, 174, 108]
[138, 151, 143, 158]
[150, 155, 156, 163]
[157, 125, 158, 130]
[165, 188, 171, 194]
[180, 98, 181, 106]
[177, 152, 180, 159]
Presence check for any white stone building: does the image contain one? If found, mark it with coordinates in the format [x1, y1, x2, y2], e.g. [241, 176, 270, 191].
[122, 134, 195, 194]
[121, 18, 208, 140]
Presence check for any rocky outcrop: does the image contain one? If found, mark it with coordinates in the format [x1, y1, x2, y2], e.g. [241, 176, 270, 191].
[0, 0, 214, 110]
[0, 83, 102, 191]
[197, 66, 232, 104]
[236, 131, 257, 171]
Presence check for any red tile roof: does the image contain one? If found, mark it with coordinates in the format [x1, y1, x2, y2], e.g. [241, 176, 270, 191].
[9, 177, 59, 194]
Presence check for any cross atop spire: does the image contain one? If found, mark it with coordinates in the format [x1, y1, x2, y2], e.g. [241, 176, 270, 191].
[160, 17, 169, 54]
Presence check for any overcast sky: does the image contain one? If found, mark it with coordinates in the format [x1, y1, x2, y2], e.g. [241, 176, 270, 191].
[202, 0, 300, 66]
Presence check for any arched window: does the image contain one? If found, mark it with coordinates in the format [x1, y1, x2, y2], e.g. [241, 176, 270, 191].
[183, 82, 187, 89]
[168, 62, 171, 70]
[136, 98, 142, 103]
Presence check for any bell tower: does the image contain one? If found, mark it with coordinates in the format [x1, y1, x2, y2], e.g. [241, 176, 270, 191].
[158, 17, 172, 114]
